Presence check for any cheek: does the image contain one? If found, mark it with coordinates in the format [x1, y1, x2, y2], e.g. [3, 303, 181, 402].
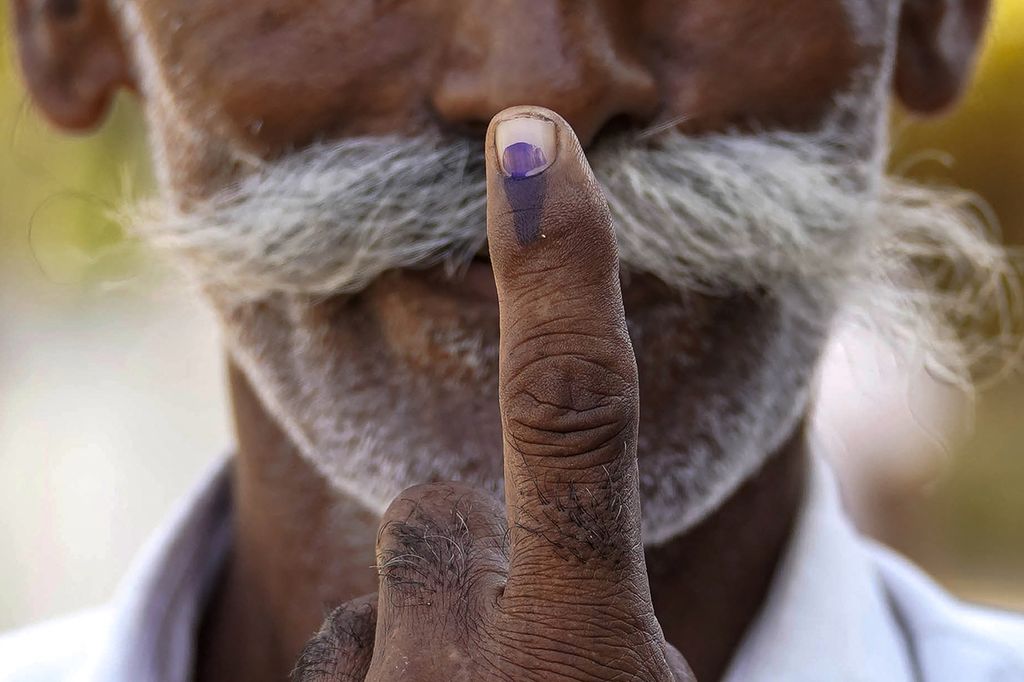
[136, 0, 447, 156]
[643, 0, 869, 131]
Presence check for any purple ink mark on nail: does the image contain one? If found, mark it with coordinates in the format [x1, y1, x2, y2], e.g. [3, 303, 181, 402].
[503, 142, 548, 179]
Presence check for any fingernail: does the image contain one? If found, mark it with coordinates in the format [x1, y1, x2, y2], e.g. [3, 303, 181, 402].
[496, 116, 557, 179]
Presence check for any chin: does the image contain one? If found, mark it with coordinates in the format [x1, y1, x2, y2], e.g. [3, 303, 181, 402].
[216, 264, 830, 547]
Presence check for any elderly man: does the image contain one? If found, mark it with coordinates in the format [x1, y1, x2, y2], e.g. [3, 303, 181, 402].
[3, 0, 1023, 680]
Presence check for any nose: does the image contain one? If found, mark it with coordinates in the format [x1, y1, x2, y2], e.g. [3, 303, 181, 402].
[431, 2, 659, 147]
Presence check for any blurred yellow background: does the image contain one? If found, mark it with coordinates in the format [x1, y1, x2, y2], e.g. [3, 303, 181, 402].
[885, 0, 1024, 610]
[1, 1, 1022, 631]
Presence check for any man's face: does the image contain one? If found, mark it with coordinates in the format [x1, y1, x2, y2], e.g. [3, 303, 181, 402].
[100, 0, 908, 544]
[15, 0, 986, 545]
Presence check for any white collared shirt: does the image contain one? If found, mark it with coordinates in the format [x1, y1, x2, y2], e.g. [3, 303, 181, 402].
[2, 456, 1022, 682]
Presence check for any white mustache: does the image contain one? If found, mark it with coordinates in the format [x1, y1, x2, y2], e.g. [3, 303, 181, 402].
[125, 125, 876, 298]
[122, 112, 1016, 384]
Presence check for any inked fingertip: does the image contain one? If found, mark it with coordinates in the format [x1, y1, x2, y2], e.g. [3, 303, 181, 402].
[495, 115, 557, 179]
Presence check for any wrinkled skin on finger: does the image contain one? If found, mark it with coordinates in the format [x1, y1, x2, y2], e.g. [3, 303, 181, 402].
[7, 0, 995, 681]
[294, 109, 694, 682]
[295, 483, 693, 682]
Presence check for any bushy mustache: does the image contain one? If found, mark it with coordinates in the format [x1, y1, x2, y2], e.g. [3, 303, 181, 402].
[125, 125, 876, 299]
[122, 120, 1018, 384]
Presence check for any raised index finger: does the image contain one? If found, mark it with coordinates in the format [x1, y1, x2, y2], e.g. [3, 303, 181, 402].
[486, 107, 646, 599]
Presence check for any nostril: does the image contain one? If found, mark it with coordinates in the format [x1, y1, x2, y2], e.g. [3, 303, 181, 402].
[437, 116, 491, 142]
[588, 113, 647, 150]
[461, 120, 492, 140]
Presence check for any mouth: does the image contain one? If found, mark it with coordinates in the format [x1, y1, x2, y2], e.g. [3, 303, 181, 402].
[412, 242, 498, 304]
[462, 245, 498, 301]
[473, 241, 491, 265]
[416, 240, 683, 312]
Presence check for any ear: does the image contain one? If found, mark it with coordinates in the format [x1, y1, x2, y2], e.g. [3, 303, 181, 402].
[10, 0, 134, 132]
[894, 0, 991, 115]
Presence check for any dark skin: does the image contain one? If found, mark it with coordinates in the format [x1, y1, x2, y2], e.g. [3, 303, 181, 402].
[207, 359, 806, 681]
[11, 0, 991, 679]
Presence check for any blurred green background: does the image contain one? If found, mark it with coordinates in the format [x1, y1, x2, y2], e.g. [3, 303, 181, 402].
[0, 2, 230, 631]
[0, 1, 1022, 631]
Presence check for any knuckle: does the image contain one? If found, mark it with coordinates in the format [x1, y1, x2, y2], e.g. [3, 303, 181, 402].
[380, 483, 504, 536]
[511, 469, 638, 566]
[376, 483, 507, 605]
[502, 349, 638, 462]
[292, 600, 375, 682]
[494, 614, 674, 682]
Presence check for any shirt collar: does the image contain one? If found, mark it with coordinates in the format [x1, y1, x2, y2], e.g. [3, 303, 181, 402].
[79, 453, 914, 682]
[79, 456, 233, 682]
[723, 454, 915, 682]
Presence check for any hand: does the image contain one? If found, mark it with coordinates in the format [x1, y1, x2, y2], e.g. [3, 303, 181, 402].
[293, 107, 695, 682]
